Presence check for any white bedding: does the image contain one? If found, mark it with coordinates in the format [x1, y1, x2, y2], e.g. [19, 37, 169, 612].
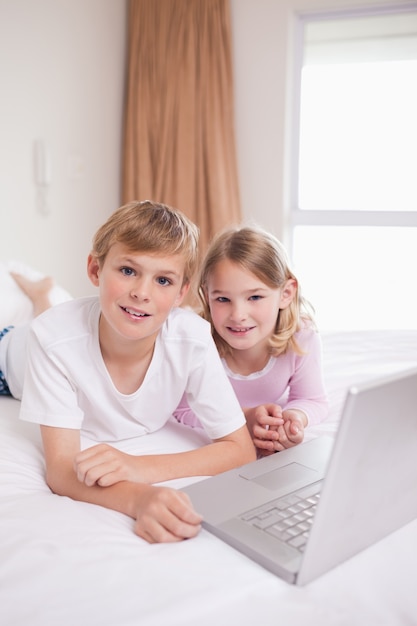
[1, 330, 417, 626]
[0, 260, 72, 329]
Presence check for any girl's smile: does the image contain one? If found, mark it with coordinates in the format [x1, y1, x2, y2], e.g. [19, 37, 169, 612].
[226, 325, 255, 335]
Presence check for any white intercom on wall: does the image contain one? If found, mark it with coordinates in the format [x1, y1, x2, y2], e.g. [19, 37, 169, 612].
[33, 139, 51, 214]
[34, 139, 51, 186]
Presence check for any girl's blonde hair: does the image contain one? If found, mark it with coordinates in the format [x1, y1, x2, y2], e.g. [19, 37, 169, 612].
[199, 225, 314, 357]
[91, 200, 199, 286]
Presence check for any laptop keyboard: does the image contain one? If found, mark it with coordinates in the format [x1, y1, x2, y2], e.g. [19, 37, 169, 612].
[239, 482, 322, 552]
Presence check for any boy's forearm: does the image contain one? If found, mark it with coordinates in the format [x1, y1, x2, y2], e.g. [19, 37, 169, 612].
[45, 461, 204, 543]
[135, 433, 256, 484]
[46, 463, 149, 520]
[43, 423, 255, 497]
[45, 438, 255, 505]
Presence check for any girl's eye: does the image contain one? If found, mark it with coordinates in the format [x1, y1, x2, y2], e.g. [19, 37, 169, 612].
[157, 277, 171, 286]
[216, 296, 230, 303]
[121, 267, 135, 276]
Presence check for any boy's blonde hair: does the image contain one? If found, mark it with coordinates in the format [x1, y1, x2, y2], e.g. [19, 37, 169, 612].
[199, 225, 315, 357]
[92, 200, 199, 285]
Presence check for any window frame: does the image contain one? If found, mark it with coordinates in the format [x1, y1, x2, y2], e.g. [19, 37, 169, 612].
[288, 4, 417, 256]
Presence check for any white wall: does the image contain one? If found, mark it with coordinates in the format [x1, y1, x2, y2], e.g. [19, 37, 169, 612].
[0, 0, 126, 297]
[1, 0, 408, 297]
[229, 0, 409, 245]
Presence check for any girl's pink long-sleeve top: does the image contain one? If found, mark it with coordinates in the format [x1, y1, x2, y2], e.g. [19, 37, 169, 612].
[174, 326, 329, 429]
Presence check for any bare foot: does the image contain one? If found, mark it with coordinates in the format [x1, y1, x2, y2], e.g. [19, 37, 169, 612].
[10, 272, 54, 317]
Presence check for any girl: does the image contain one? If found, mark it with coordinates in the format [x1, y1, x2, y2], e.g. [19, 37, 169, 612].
[174, 225, 328, 455]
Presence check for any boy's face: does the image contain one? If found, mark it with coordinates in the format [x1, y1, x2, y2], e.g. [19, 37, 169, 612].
[87, 243, 190, 347]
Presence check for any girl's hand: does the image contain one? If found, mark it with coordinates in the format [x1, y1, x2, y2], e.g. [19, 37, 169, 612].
[272, 409, 307, 451]
[244, 404, 284, 455]
[74, 444, 146, 487]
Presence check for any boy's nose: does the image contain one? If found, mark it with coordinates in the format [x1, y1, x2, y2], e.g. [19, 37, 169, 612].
[130, 278, 151, 301]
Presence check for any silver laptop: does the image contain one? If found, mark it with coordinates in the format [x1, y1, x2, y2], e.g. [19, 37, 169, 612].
[183, 367, 417, 585]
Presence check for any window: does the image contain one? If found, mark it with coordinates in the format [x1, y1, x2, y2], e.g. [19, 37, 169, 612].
[290, 7, 417, 331]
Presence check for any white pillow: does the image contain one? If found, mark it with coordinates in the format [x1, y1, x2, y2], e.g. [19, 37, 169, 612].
[0, 260, 72, 329]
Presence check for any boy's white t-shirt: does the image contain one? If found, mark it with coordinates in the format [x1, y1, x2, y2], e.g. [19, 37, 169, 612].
[19, 297, 245, 442]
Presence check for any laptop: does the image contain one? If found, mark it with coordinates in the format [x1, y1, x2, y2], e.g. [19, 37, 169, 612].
[183, 367, 417, 585]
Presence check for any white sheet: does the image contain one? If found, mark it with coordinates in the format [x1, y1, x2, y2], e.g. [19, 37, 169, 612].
[1, 330, 417, 626]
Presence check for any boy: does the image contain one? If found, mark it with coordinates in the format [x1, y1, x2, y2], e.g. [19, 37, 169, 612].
[3, 201, 255, 543]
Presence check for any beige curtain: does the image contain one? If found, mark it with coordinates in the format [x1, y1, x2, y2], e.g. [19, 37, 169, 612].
[122, 0, 241, 257]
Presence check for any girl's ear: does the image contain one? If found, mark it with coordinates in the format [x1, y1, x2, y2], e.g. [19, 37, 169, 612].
[279, 278, 297, 309]
[87, 254, 100, 287]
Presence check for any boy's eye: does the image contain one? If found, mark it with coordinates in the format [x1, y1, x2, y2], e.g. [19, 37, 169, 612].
[121, 267, 135, 276]
[249, 295, 263, 301]
[157, 277, 172, 286]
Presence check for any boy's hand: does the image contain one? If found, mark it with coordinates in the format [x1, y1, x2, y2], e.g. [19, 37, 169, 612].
[42, 426, 203, 543]
[74, 445, 203, 542]
[74, 444, 145, 487]
[134, 486, 203, 543]
[244, 404, 284, 455]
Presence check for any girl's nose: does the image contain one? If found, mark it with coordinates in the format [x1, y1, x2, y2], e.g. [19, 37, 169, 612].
[230, 302, 247, 322]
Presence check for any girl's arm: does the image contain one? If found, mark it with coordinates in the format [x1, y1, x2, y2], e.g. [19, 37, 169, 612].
[284, 330, 329, 426]
[172, 392, 203, 429]
[73, 424, 255, 487]
[41, 425, 203, 543]
[243, 331, 328, 454]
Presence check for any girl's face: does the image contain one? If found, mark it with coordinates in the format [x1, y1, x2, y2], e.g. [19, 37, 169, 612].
[205, 259, 295, 356]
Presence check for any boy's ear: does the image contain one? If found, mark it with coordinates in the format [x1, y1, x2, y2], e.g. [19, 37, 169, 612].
[279, 278, 297, 310]
[175, 281, 191, 306]
[87, 254, 100, 287]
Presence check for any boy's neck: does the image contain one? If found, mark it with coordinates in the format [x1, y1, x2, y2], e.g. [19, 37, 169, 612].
[100, 337, 156, 395]
[98, 318, 159, 394]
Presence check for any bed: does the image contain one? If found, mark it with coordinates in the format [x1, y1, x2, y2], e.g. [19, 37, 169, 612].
[1, 328, 417, 626]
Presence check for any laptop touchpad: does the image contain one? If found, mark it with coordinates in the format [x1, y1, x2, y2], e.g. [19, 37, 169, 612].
[242, 462, 317, 491]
